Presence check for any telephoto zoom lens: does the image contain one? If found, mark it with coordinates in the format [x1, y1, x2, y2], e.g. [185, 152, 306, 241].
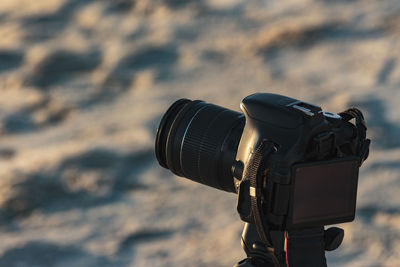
[155, 99, 245, 192]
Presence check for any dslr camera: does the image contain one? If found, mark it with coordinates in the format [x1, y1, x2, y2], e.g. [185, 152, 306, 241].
[155, 93, 370, 267]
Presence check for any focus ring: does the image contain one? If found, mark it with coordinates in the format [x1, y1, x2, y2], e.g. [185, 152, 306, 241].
[181, 104, 243, 190]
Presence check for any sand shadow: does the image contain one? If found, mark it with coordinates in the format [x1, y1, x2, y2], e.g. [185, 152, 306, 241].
[1, 97, 71, 135]
[201, 50, 227, 64]
[376, 58, 397, 85]
[57, 148, 155, 192]
[357, 205, 400, 224]
[0, 172, 72, 222]
[0, 50, 24, 73]
[22, 0, 94, 42]
[102, 44, 178, 93]
[117, 228, 174, 255]
[367, 161, 400, 171]
[74, 44, 179, 108]
[0, 241, 111, 267]
[115, 227, 174, 266]
[27, 49, 102, 89]
[2, 113, 36, 134]
[103, 0, 136, 14]
[0, 148, 155, 221]
[0, 147, 16, 160]
[0, 233, 175, 266]
[260, 22, 383, 53]
[164, 0, 202, 9]
[258, 22, 384, 79]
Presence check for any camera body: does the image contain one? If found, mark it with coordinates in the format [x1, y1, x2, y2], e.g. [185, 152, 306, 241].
[234, 93, 362, 230]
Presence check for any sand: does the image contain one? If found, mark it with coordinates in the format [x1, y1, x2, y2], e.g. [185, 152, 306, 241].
[0, 0, 399, 266]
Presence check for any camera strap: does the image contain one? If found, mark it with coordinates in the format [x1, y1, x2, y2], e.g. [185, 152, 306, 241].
[309, 108, 370, 164]
[244, 139, 282, 266]
[338, 108, 370, 164]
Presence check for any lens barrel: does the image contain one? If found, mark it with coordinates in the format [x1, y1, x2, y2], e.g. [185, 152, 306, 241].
[155, 99, 244, 192]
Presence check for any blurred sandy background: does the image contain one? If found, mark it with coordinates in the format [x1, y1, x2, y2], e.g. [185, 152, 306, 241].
[0, 0, 399, 266]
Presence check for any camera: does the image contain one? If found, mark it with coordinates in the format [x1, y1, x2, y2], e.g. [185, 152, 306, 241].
[155, 93, 370, 231]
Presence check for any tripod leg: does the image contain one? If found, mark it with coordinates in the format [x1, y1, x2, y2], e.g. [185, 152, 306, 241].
[236, 224, 342, 266]
[285, 227, 327, 267]
[235, 223, 283, 267]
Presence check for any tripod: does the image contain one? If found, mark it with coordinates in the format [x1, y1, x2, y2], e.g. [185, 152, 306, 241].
[234, 223, 344, 267]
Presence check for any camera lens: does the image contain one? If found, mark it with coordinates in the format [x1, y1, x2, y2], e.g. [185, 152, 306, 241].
[155, 99, 245, 192]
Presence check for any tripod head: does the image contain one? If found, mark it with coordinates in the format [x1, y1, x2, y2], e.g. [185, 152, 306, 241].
[235, 223, 344, 267]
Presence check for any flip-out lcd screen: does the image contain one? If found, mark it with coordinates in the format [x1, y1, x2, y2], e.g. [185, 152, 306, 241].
[291, 159, 359, 226]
